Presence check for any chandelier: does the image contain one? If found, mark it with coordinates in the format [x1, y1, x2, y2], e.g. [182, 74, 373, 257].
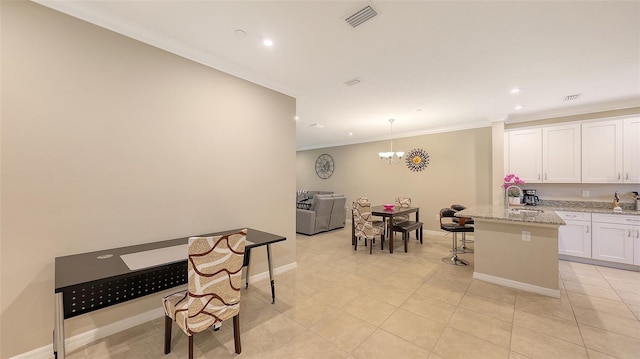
[378, 118, 404, 164]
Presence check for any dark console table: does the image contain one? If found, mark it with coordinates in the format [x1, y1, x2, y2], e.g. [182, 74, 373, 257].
[53, 228, 286, 359]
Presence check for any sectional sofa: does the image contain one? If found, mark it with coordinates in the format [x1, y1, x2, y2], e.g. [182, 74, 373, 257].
[296, 191, 347, 235]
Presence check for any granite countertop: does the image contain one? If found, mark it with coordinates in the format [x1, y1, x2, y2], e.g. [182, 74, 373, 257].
[456, 205, 565, 225]
[532, 200, 640, 216]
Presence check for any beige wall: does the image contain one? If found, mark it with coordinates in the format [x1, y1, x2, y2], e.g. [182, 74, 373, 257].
[0, 2, 296, 357]
[296, 127, 494, 232]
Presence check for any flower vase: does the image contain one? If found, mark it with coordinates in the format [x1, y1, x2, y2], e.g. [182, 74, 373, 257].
[509, 197, 521, 205]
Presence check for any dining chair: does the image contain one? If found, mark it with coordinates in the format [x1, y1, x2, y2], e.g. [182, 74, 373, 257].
[163, 229, 247, 359]
[393, 197, 412, 224]
[352, 198, 385, 254]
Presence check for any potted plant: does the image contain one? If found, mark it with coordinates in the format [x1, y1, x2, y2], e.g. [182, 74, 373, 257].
[502, 174, 525, 204]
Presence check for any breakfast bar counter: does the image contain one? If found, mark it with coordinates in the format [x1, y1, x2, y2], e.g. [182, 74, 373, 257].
[456, 205, 565, 298]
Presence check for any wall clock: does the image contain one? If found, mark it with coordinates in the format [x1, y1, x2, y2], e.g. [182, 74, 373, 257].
[315, 154, 334, 179]
[405, 148, 430, 172]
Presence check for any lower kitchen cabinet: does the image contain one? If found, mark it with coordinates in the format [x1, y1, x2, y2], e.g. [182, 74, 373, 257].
[557, 211, 591, 258]
[592, 214, 640, 265]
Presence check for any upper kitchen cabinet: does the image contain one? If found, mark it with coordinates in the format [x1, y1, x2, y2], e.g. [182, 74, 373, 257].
[582, 117, 639, 183]
[542, 124, 582, 183]
[505, 123, 581, 183]
[623, 117, 640, 183]
[505, 128, 542, 183]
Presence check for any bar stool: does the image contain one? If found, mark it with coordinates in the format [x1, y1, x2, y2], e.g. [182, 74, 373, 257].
[439, 208, 474, 265]
[450, 204, 474, 253]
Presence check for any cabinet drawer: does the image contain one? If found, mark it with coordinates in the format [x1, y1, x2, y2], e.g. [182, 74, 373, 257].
[556, 211, 591, 222]
[592, 213, 640, 225]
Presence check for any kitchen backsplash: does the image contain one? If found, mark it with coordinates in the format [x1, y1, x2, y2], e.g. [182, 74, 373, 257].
[541, 200, 636, 211]
[523, 183, 638, 203]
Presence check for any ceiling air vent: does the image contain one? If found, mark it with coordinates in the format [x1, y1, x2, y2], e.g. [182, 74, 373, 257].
[344, 5, 378, 28]
[309, 123, 325, 128]
[563, 93, 581, 101]
[344, 78, 362, 86]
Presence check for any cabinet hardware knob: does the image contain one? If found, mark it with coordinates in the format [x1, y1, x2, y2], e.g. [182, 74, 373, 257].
[617, 173, 621, 180]
[585, 225, 589, 234]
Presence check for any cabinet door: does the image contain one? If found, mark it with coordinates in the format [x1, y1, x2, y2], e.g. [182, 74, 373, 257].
[592, 222, 634, 264]
[558, 220, 591, 258]
[582, 120, 623, 183]
[505, 128, 542, 183]
[634, 226, 640, 265]
[543, 124, 581, 183]
[623, 117, 640, 183]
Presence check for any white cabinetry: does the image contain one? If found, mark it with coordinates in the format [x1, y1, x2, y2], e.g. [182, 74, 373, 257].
[505, 123, 580, 183]
[542, 124, 581, 183]
[557, 211, 591, 258]
[505, 128, 542, 183]
[592, 214, 640, 264]
[623, 117, 640, 183]
[582, 117, 639, 183]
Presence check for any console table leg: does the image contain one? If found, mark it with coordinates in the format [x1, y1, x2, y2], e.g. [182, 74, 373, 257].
[244, 248, 251, 289]
[266, 244, 275, 304]
[54, 292, 65, 359]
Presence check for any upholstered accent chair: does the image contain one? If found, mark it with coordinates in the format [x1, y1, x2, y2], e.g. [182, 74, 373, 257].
[352, 198, 385, 254]
[163, 230, 247, 359]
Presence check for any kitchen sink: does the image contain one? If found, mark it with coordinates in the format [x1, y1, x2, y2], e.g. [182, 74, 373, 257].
[510, 208, 544, 217]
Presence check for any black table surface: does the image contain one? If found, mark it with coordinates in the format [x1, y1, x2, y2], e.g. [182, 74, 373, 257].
[55, 228, 285, 292]
[371, 205, 419, 215]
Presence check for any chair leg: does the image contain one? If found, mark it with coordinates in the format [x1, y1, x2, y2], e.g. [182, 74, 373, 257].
[233, 314, 242, 354]
[442, 232, 469, 266]
[354, 236, 358, 251]
[404, 232, 408, 252]
[458, 232, 474, 253]
[164, 316, 172, 355]
[188, 335, 193, 359]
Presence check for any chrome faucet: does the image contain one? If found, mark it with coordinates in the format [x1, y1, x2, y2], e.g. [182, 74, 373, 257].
[504, 185, 523, 211]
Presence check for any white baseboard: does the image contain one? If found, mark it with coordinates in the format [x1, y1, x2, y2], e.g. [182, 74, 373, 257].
[11, 262, 298, 359]
[473, 272, 560, 298]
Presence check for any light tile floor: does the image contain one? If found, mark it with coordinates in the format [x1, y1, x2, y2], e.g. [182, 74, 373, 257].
[64, 228, 640, 359]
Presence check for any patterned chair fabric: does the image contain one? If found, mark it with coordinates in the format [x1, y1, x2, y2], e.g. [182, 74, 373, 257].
[352, 198, 385, 254]
[163, 229, 247, 358]
[393, 197, 412, 224]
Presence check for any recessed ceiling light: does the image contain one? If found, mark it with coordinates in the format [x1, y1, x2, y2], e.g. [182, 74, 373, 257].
[514, 105, 524, 110]
[235, 29, 246, 38]
[262, 38, 274, 47]
[348, 132, 353, 136]
[294, 116, 299, 120]
[510, 88, 521, 94]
